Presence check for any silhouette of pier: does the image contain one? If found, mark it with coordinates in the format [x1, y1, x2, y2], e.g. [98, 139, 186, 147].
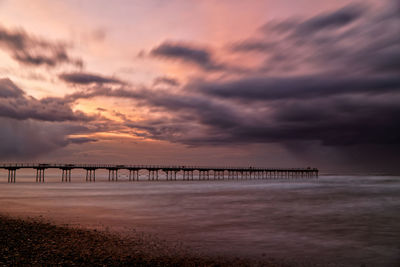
[1, 163, 318, 183]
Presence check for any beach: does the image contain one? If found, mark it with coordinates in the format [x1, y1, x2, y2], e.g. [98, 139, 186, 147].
[0, 215, 291, 266]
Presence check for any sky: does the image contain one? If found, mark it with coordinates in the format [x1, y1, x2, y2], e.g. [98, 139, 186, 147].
[0, 0, 399, 173]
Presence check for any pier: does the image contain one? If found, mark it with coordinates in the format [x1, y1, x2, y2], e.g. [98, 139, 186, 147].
[0, 163, 318, 183]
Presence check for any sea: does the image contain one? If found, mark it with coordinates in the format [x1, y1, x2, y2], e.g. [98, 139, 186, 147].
[0, 171, 399, 267]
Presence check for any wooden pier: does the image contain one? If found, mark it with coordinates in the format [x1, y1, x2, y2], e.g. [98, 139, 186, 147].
[0, 163, 318, 183]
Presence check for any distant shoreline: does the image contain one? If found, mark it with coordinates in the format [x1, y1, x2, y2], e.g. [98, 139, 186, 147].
[0, 214, 292, 267]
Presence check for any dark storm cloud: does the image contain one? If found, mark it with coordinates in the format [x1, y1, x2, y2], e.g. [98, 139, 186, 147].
[111, 94, 400, 151]
[129, 92, 400, 147]
[0, 78, 92, 122]
[270, 96, 400, 145]
[0, 25, 82, 67]
[115, 1, 400, 150]
[59, 72, 123, 85]
[150, 42, 224, 70]
[185, 2, 399, 149]
[196, 74, 400, 101]
[65, 74, 400, 148]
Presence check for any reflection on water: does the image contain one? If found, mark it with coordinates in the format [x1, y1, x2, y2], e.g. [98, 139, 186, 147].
[0, 176, 399, 266]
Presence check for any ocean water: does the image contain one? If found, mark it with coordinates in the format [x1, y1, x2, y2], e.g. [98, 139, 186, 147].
[0, 174, 399, 266]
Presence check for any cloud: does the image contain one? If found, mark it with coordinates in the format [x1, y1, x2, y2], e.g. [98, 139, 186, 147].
[185, 1, 399, 149]
[63, 84, 244, 142]
[59, 1, 399, 153]
[0, 77, 24, 98]
[0, 78, 92, 122]
[230, 39, 276, 53]
[260, 4, 364, 37]
[235, 2, 399, 76]
[0, 78, 109, 159]
[59, 72, 123, 85]
[268, 95, 400, 146]
[195, 74, 400, 101]
[153, 76, 180, 87]
[129, 91, 400, 148]
[64, 72, 400, 148]
[150, 41, 224, 70]
[68, 137, 98, 144]
[296, 4, 365, 35]
[64, 86, 144, 103]
[0, 25, 82, 67]
[0, 117, 97, 159]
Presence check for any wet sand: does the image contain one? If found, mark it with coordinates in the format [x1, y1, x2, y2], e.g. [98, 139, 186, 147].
[0, 214, 295, 266]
